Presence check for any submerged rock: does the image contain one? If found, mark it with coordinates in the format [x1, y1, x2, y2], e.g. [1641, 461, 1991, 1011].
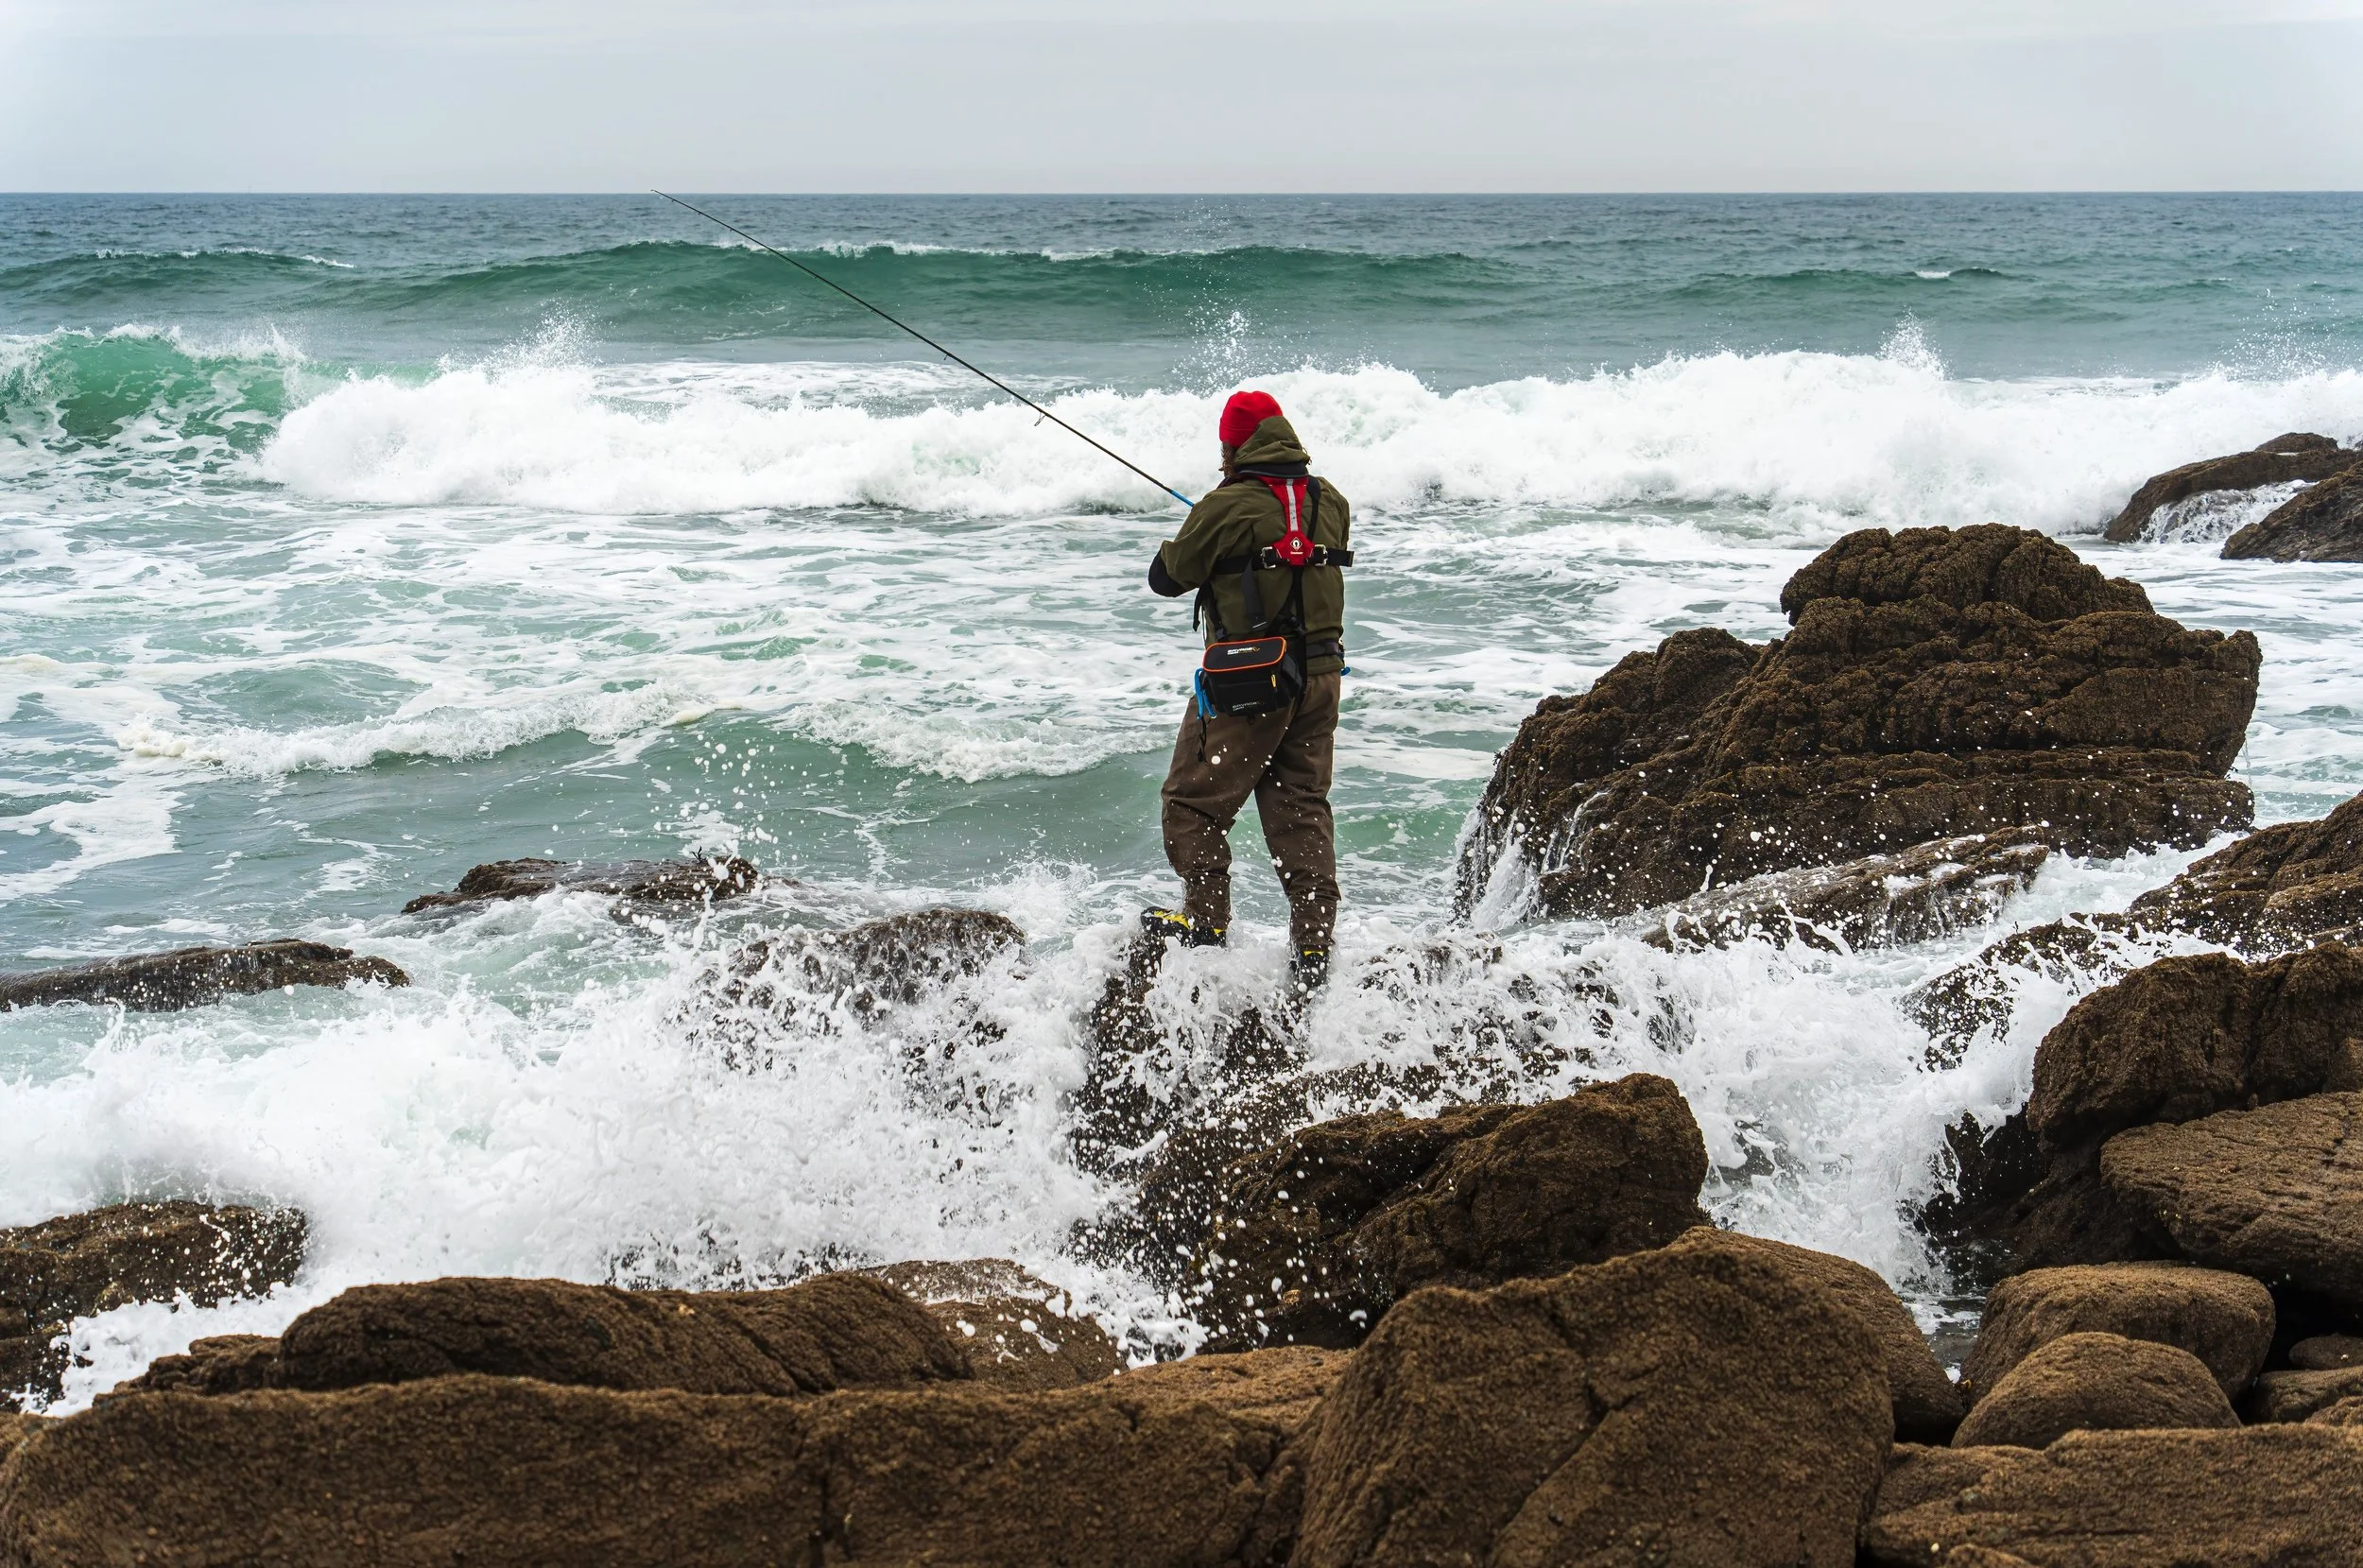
[861, 1259, 1121, 1393]
[714, 906, 1023, 1018]
[1644, 827, 2049, 953]
[1, 1202, 305, 1410]
[1290, 1229, 1892, 1568]
[0, 940, 406, 1013]
[1960, 1261, 2274, 1403]
[2223, 463, 2363, 560]
[2101, 1092, 2363, 1311]
[400, 854, 760, 915]
[2101, 431, 2359, 543]
[0, 1367, 1319, 1568]
[1460, 525, 2258, 922]
[1863, 1427, 2363, 1566]
[1188, 1074, 1711, 1350]
[1952, 1331, 2237, 1450]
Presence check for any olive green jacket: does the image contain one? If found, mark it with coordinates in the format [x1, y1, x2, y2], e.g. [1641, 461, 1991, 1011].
[1153, 416, 1353, 675]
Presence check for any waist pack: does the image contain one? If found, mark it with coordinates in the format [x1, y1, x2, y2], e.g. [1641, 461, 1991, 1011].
[1197, 633, 1304, 718]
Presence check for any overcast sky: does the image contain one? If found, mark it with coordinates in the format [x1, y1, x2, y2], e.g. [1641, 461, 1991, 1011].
[5, 0, 2360, 191]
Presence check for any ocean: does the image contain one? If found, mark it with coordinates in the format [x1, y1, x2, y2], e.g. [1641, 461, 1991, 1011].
[6, 193, 2363, 1403]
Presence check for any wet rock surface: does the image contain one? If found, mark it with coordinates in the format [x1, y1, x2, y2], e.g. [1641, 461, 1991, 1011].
[1951, 1331, 2237, 1450]
[1864, 1427, 2363, 1567]
[2101, 1092, 2363, 1310]
[2223, 462, 2363, 560]
[243, 1272, 969, 1398]
[862, 1259, 1122, 1393]
[1643, 827, 2049, 954]
[1290, 1228, 1891, 1568]
[1, 1203, 306, 1410]
[2101, 431, 2360, 543]
[712, 906, 1023, 1021]
[1960, 1261, 2274, 1403]
[1923, 948, 2363, 1276]
[0, 1370, 1316, 1568]
[401, 854, 760, 915]
[1460, 525, 2258, 922]
[1189, 1074, 1710, 1350]
[0, 941, 406, 1013]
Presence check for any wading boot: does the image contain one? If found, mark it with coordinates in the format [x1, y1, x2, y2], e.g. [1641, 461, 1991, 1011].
[1138, 906, 1226, 949]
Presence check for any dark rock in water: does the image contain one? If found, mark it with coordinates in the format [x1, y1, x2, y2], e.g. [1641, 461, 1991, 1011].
[1460, 525, 2259, 922]
[1960, 1261, 2274, 1404]
[3, 1359, 1325, 1567]
[1905, 918, 2142, 1067]
[400, 854, 760, 915]
[2245, 1364, 2363, 1424]
[862, 1259, 1122, 1393]
[2223, 463, 2363, 560]
[1863, 1427, 2363, 1566]
[1952, 1331, 2237, 1450]
[2100, 432, 2358, 543]
[1, 1202, 305, 1410]
[2102, 1092, 2363, 1311]
[715, 906, 1023, 1019]
[1189, 1074, 1710, 1350]
[1923, 948, 2363, 1277]
[1645, 827, 2049, 953]
[0, 940, 407, 1013]
[1664, 1227, 1965, 1443]
[114, 1335, 284, 1398]
[1291, 1229, 1892, 1568]
[259, 1272, 969, 1397]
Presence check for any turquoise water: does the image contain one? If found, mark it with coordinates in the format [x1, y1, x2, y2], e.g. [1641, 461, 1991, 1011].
[6, 194, 2363, 1399]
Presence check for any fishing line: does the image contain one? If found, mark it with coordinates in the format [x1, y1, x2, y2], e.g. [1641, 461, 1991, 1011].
[653, 191, 1195, 507]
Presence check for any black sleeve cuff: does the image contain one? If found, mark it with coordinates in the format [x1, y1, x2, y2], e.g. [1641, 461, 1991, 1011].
[1147, 553, 1187, 597]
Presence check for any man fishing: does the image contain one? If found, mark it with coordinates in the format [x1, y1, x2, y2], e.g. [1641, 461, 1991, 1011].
[1141, 390, 1353, 991]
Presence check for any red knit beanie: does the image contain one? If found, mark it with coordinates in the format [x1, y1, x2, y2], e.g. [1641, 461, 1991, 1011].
[1218, 390, 1284, 448]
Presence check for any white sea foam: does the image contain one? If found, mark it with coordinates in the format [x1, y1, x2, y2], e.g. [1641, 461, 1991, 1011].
[257, 349, 2363, 530]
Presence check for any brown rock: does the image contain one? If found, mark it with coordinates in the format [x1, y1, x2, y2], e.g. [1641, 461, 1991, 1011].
[1644, 828, 2049, 954]
[1291, 1228, 1892, 1568]
[2121, 790, 2363, 951]
[259, 1272, 968, 1396]
[712, 906, 1024, 1022]
[2245, 1365, 2363, 1423]
[2224, 463, 2363, 560]
[0, 1202, 305, 1409]
[0, 941, 406, 1012]
[1952, 1332, 2236, 1450]
[401, 854, 760, 915]
[1460, 525, 2258, 921]
[1863, 1426, 2363, 1566]
[2293, 1333, 2363, 1370]
[2101, 1091, 2363, 1309]
[0, 1414, 43, 1466]
[2102, 432, 2358, 543]
[1960, 1262, 2274, 1402]
[2307, 1395, 2363, 1427]
[1666, 1228, 1965, 1442]
[1191, 1073, 1710, 1350]
[112, 1335, 284, 1398]
[863, 1259, 1121, 1393]
[0, 1370, 1313, 1568]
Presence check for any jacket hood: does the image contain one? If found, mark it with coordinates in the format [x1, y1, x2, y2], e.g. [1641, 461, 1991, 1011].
[1233, 415, 1309, 468]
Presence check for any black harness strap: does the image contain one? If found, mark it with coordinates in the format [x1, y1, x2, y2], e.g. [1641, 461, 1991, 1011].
[1196, 477, 1354, 638]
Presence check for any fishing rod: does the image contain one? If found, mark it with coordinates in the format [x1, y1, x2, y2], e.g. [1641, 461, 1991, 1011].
[652, 190, 1195, 507]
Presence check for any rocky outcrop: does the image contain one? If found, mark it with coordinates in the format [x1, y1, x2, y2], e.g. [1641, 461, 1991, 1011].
[2294, 1333, 2363, 1370]
[2245, 1365, 2363, 1423]
[1460, 526, 2258, 922]
[1291, 1228, 1892, 1568]
[1960, 1262, 2274, 1403]
[1951, 1332, 2237, 1450]
[863, 1259, 1121, 1393]
[712, 907, 1023, 1020]
[401, 854, 760, 915]
[2, 1203, 305, 1410]
[0, 1364, 1321, 1568]
[2101, 1092, 2363, 1310]
[1664, 1227, 1965, 1442]
[0, 941, 406, 1012]
[2308, 1395, 2363, 1426]
[2223, 463, 2363, 560]
[1189, 1074, 1711, 1349]
[1863, 1428, 2363, 1566]
[1643, 828, 2049, 953]
[233, 1272, 967, 1398]
[2101, 431, 2358, 543]
[1922, 947, 2363, 1275]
